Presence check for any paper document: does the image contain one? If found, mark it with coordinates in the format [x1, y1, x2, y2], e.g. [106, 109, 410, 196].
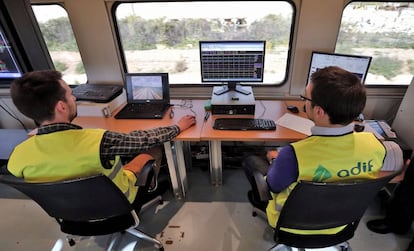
[276, 113, 314, 135]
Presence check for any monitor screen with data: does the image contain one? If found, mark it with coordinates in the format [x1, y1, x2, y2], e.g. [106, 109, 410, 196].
[0, 24, 23, 81]
[199, 40, 265, 83]
[307, 51, 372, 84]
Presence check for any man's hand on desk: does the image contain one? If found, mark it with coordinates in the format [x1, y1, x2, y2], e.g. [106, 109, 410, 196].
[177, 115, 196, 132]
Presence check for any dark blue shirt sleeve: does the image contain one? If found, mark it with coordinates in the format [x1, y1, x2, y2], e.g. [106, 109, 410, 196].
[266, 145, 299, 193]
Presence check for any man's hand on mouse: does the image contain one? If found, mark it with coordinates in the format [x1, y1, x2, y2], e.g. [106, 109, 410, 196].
[177, 115, 196, 132]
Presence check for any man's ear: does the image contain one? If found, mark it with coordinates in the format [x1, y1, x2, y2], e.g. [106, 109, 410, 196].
[313, 105, 326, 119]
[55, 100, 67, 113]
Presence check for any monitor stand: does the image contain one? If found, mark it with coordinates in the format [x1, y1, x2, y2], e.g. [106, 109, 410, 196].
[213, 82, 251, 95]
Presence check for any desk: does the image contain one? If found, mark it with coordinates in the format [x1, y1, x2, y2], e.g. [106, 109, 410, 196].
[201, 100, 308, 185]
[73, 100, 205, 199]
[72, 98, 403, 196]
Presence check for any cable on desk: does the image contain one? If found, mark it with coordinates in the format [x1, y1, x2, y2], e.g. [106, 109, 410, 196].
[204, 111, 210, 122]
[171, 100, 197, 117]
[256, 100, 266, 118]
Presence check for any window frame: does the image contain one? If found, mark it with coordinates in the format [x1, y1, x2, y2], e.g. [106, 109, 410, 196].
[31, 2, 87, 85]
[336, 0, 414, 88]
[111, 0, 296, 89]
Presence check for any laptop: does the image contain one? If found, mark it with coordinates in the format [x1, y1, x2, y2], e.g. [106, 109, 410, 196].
[72, 84, 123, 103]
[114, 73, 171, 119]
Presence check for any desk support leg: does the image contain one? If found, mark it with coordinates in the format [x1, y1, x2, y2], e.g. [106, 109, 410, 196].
[209, 140, 222, 185]
[174, 141, 188, 198]
[164, 141, 182, 199]
[183, 141, 192, 172]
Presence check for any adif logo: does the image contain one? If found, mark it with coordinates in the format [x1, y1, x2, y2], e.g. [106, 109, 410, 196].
[312, 160, 374, 181]
[312, 165, 332, 182]
[337, 160, 374, 177]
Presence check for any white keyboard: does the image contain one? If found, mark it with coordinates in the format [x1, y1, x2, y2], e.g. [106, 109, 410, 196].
[377, 121, 397, 138]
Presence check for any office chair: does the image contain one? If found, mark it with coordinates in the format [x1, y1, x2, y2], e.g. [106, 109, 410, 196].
[0, 160, 164, 251]
[251, 169, 272, 219]
[250, 170, 398, 251]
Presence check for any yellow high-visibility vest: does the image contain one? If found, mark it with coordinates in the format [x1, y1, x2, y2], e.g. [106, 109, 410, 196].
[266, 132, 385, 234]
[8, 129, 137, 202]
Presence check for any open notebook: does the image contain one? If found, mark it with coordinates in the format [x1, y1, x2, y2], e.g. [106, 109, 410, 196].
[114, 73, 170, 119]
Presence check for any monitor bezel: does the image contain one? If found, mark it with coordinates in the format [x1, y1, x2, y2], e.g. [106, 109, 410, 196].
[307, 51, 372, 85]
[0, 23, 24, 85]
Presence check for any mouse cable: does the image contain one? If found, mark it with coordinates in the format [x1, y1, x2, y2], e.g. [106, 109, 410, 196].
[171, 100, 197, 116]
[256, 100, 266, 118]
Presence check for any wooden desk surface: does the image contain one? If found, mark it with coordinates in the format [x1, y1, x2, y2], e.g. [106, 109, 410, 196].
[73, 99, 308, 143]
[201, 100, 308, 142]
[73, 100, 206, 141]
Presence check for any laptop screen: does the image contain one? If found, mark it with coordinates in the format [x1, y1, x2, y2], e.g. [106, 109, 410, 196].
[125, 73, 170, 103]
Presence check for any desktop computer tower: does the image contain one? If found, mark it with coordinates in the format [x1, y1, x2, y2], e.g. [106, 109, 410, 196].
[211, 86, 255, 115]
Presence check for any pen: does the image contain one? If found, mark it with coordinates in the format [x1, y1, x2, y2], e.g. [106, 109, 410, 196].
[204, 111, 210, 121]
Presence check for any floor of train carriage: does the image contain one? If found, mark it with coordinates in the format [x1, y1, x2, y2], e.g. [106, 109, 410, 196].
[0, 150, 412, 251]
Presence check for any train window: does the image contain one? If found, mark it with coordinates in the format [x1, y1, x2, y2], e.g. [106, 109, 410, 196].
[336, 2, 414, 86]
[113, 1, 294, 86]
[31, 4, 86, 85]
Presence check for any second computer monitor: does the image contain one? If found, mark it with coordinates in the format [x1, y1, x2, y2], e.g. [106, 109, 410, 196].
[307, 51, 372, 84]
[199, 40, 266, 95]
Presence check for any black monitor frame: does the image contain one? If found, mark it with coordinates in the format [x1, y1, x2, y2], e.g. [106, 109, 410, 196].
[0, 24, 23, 82]
[199, 40, 266, 95]
[0, 0, 54, 87]
[124, 73, 170, 104]
[0, 11, 25, 87]
[307, 51, 372, 85]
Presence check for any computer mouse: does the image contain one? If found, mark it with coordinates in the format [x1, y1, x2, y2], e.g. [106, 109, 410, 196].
[287, 105, 299, 113]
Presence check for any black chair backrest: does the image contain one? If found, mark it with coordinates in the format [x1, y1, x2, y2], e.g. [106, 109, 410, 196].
[276, 173, 398, 231]
[0, 174, 133, 222]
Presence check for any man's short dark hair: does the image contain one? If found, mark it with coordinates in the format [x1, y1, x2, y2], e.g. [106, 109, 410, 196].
[10, 70, 65, 123]
[310, 66, 366, 125]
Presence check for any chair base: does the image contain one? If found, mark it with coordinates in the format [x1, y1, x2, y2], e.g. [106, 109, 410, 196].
[127, 228, 164, 250]
[141, 195, 163, 213]
[54, 228, 164, 251]
[269, 242, 351, 251]
[252, 206, 267, 220]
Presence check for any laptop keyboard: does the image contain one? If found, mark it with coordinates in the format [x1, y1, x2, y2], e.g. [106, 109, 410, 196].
[122, 103, 163, 113]
[213, 118, 276, 130]
[114, 103, 169, 119]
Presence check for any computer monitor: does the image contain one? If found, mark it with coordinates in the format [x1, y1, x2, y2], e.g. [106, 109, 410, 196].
[199, 40, 266, 95]
[0, 24, 23, 84]
[307, 51, 372, 84]
[125, 73, 170, 102]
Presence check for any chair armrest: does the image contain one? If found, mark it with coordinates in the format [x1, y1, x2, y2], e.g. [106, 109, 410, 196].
[135, 159, 156, 187]
[0, 174, 25, 184]
[253, 170, 272, 201]
[0, 163, 12, 175]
